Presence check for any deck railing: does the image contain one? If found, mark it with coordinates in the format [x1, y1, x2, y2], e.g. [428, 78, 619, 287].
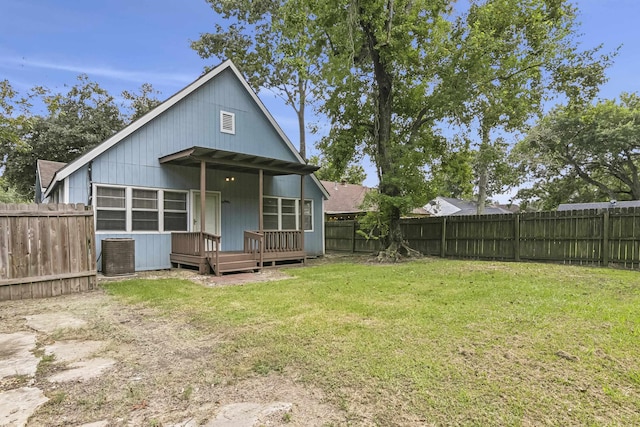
[243, 230, 264, 268]
[261, 230, 302, 252]
[173, 230, 301, 262]
[171, 231, 221, 275]
[171, 232, 220, 255]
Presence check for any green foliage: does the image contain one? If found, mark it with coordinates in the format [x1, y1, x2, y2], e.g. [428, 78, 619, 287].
[308, 154, 366, 185]
[0, 176, 28, 203]
[0, 75, 124, 198]
[514, 93, 640, 208]
[314, 0, 455, 250]
[312, 0, 610, 244]
[429, 137, 474, 199]
[121, 83, 162, 122]
[0, 76, 161, 200]
[452, 0, 612, 213]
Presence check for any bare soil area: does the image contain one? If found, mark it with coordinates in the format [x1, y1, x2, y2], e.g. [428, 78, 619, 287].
[0, 269, 347, 426]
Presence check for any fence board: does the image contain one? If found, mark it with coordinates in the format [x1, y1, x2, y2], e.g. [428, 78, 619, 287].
[325, 207, 640, 271]
[0, 203, 97, 301]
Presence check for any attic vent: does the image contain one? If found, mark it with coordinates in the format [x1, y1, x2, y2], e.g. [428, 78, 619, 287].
[220, 111, 235, 134]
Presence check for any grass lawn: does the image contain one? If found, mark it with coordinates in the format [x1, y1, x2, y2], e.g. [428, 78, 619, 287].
[104, 259, 640, 425]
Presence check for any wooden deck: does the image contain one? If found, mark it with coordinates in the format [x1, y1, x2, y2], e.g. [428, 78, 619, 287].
[169, 231, 305, 275]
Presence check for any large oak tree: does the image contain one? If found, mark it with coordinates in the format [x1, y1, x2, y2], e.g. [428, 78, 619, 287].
[311, 0, 606, 257]
[514, 93, 640, 208]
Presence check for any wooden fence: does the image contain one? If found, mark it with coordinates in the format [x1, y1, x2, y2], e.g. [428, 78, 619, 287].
[0, 203, 97, 301]
[325, 207, 640, 269]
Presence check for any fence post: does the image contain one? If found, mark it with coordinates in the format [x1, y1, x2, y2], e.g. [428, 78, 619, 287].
[440, 217, 447, 258]
[351, 221, 357, 253]
[602, 210, 609, 266]
[514, 213, 520, 262]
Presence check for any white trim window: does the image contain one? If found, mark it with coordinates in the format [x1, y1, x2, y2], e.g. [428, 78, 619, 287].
[220, 110, 235, 134]
[96, 186, 126, 231]
[163, 191, 188, 231]
[302, 199, 313, 231]
[132, 189, 158, 231]
[94, 185, 188, 233]
[262, 196, 313, 231]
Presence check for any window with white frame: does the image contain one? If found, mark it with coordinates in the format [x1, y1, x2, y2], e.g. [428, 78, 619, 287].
[163, 191, 188, 231]
[302, 200, 312, 230]
[220, 110, 235, 134]
[132, 189, 158, 231]
[96, 186, 126, 231]
[263, 197, 279, 230]
[262, 197, 313, 231]
[95, 185, 188, 232]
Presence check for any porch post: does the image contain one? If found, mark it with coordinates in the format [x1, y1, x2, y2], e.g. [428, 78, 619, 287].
[259, 169, 264, 232]
[300, 174, 305, 254]
[200, 160, 206, 234]
[200, 160, 211, 274]
[258, 169, 264, 269]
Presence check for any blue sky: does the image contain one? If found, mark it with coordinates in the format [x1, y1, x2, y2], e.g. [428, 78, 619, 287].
[2, 0, 640, 195]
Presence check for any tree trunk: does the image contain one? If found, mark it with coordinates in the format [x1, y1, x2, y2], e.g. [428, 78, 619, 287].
[477, 167, 488, 215]
[476, 125, 490, 215]
[297, 77, 306, 161]
[361, 14, 417, 260]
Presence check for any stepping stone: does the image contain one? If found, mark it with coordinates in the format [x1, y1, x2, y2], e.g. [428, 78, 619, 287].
[0, 387, 48, 427]
[205, 402, 292, 427]
[44, 340, 104, 363]
[25, 313, 86, 333]
[0, 332, 39, 379]
[47, 358, 116, 383]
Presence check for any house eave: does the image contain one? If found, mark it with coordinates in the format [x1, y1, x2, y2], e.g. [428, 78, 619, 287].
[159, 146, 320, 176]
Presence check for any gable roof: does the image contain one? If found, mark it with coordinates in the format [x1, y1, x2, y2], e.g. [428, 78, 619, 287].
[37, 159, 67, 190]
[557, 200, 640, 211]
[321, 180, 429, 216]
[426, 197, 513, 216]
[45, 59, 329, 199]
[322, 180, 372, 214]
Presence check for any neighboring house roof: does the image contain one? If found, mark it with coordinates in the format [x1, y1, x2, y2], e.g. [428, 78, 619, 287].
[321, 180, 429, 216]
[425, 196, 513, 216]
[321, 180, 372, 214]
[37, 160, 67, 190]
[45, 59, 329, 200]
[557, 200, 640, 211]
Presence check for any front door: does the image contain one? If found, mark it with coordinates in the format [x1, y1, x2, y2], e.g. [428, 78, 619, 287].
[192, 191, 221, 249]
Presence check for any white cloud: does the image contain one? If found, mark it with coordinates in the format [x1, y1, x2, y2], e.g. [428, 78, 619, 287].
[1, 56, 194, 87]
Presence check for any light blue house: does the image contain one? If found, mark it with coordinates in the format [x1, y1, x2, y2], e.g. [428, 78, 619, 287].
[42, 60, 328, 274]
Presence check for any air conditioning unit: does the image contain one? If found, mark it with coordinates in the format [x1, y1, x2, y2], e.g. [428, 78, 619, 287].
[102, 238, 135, 276]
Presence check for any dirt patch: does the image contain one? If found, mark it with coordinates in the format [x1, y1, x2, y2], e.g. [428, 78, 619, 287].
[0, 270, 347, 426]
[101, 267, 295, 288]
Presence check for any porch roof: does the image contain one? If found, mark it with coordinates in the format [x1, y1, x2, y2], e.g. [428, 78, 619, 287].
[159, 146, 320, 176]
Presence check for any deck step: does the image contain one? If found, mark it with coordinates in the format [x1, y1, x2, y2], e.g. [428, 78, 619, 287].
[211, 259, 259, 274]
[217, 252, 257, 263]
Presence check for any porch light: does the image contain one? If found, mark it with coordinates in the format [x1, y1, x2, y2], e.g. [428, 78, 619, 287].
[225, 176, 235, 182]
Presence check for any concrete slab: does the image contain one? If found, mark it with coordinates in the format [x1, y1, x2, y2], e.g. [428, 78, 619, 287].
[44, 340, 104, 363]
[47, 358, 116, 383]
[0, 387, 49, 427]
[25, 313, 87, 334]
[205, 402, 292, 427]
[0, 332, 39, 379]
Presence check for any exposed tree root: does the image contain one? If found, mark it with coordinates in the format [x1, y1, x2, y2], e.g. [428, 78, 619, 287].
[376, 241, 422, 263]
